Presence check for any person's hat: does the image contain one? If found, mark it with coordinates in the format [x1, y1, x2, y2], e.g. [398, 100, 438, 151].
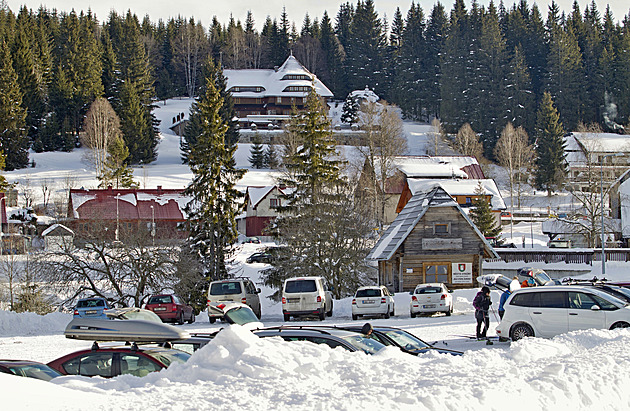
[481, 286, 490, 293]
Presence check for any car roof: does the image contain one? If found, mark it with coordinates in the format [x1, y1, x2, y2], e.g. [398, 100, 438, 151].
[415, 283, 444, 288]
[285, 276, 323, 281]
[356, 286, 383, 290]
[256, 326, 362, 338]
[0, 359, 49, 366]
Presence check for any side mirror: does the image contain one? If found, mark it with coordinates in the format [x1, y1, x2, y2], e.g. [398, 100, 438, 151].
[448, 290, 453, 293]
[591, 305, 601, 311]
[409, 291, 413, 295]
[256, 288, 261, 294]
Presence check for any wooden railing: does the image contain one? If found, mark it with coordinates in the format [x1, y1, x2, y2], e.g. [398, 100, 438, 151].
[491, 249, 630, 265]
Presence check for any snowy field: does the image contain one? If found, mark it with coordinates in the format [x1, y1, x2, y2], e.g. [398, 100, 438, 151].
[3, 98, 630, 409]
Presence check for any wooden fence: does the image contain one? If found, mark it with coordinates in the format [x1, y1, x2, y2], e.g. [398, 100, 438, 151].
[491, 249, 630, 265]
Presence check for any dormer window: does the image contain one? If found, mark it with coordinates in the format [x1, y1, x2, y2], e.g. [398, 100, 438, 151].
[229, 86, 265, 93]
[281, 74, 312, 81]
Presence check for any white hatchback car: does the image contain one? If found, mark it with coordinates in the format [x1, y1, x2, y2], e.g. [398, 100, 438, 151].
[351, 286, 395, 320]
[410, 283, 453, 317]
[496, 285, 630, 341]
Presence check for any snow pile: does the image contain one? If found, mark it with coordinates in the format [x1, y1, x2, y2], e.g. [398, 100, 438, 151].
[0, 310, 70, 337]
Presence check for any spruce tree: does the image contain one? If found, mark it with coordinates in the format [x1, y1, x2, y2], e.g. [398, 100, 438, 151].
[248, 135, 265, 169]
[469, 181, 502, 239]
[261, 89, 373, 299]
[0, 39, 29, 170]
[183, 57, 246, 308]
[535, 92, 567, 195]
[264, 144, 279, 169]
[341, 93, 360, 124]
[98, 135, 138, 189]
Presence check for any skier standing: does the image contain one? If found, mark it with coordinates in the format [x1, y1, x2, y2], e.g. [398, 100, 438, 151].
[473, 286, 492, 340]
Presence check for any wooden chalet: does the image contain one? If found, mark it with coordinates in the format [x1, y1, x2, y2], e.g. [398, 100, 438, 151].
[367, 186, 499, 291]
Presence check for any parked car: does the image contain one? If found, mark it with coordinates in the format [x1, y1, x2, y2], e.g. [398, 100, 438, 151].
[409, 283, 453, 317]
[338, 325, 463, 356]
[496, 285, 630, 341]
[561, 279, 630, 304]
[145, 294, 195, 325]
[351, 286, 395, 320]
[0, 360, 62, 381]
[73, 297, 110, 319]
[282, 276, 333, 321]
[246, 251, 272, 264]
[47, 346, 190, 378]
[207, 278, 262, 322]
[254, 326, 386, 354]
[516, 267, 559, 286]
[243, 237, 261, 244]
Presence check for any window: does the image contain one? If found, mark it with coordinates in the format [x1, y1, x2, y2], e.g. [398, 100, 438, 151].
[569, 292, 618, 310]
[356, 289, 382, 298]
[209, 282, 242, 295]
[283, 86, 312, 93]
[434, 223, 449, 234]
[285, 280, 317, 293]
[539, 292, 567, 308]
[120, 354, 160, 377]
[281, 74, 312, 81]
[270, 198, 280, 208]
[465, 197, 472, 205]
[510, 292, 540, 307]
[425, 264, 448, 283]
[276, 96, 282, 104]
[64, 353, 114, 377]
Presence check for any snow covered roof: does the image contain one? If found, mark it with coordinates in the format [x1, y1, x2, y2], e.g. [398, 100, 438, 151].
[224, 55, 333, 99]
[41, 223, 74, 237]
[246, 186, 275, 209]
[572, 132, 630, 154]
[390, 156, 479, 179]
[69, 188, 191, 221]
[350, 87, 379, 103]
[367, 186, 498, 261]
[407, 178, 506, 210]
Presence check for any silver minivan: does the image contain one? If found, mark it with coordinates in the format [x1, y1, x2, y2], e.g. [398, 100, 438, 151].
[207, 278, 262, 323]
[282, 277, 333, 321]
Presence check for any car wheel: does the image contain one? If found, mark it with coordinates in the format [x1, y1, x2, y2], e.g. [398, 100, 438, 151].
[391, 305, 395, 317]
[611, 321, 630, 329]
[510, 323, 534, 341]
[318, 310, 325, 321]
[188, 311, 195, 324]
[256, 305, 262, 319]
[383, 309, 390, 319]
[445, 305, 452, 316]
[352, 314, 358, 320]
[410, 312, 416, 318]
[177, 311, 185, 325]
[209, 317, 216, 324]
[284, 314, 290, 322]
[326, 301, 333, 317]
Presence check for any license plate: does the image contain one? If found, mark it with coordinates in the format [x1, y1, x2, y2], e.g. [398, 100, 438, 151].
[86, 310, 97, 315]
[154, 307, 166, 311]
[287, 298, 300, 303]
[423, 304, 436, 309]
[362, 300, 375, 304]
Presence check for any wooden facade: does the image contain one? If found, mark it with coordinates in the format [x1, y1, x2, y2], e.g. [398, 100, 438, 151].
[368, 187, 498, 292]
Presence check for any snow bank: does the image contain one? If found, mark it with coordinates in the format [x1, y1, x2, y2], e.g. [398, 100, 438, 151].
[0, 310, 71, 337]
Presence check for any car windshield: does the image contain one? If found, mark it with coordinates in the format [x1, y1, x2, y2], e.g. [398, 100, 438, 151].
[224, 306, 260, 325]
[145, 349, 190, 367]
[77, 299, 105, 308]
[605, 286, 630, 303]
[340, 335, 386, 355]
[148, 296, 172, 304]
[356, 289, 381, 298]
[534, 272, 553, 284]
[381, 329, 431, 351]
[210, 282, 242, 295]
[285, 280, 317, 293]
[415, 287, 441, 294]
[5, 363, 61, 381]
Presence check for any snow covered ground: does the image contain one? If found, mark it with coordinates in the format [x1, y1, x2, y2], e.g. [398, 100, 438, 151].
[3, 99, 630, 409]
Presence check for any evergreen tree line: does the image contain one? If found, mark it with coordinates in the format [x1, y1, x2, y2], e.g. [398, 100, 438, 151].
[2, 0, 630, 170]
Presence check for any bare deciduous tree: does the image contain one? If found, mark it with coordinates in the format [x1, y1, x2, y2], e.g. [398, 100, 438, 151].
[356, 101, 408, 228]
[174, 19, 207, 97]
[81, 98, 121, 178]
[494, 122, 535, 209]
[453, 123, 484, 160]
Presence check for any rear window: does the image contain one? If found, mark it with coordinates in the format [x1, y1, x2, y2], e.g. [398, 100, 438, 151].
[510, 292, 540, 307]
[210, 282, 242, 295]
[415, 287, 441, 294]
[76, 299, 105, 308]
[148, 295, 172, 305]
[356, 289, 382, 298]
[285, 280, 317, 293]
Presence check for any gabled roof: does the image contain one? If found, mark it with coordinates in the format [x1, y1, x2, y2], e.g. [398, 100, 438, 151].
[245, 185, 294, 210]
[367, 186, 499, 261]
[224, 55, 333, 99]
[42, 223, 74, 237]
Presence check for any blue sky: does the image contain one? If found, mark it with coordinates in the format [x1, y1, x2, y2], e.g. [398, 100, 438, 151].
[6, 0, 629, 28]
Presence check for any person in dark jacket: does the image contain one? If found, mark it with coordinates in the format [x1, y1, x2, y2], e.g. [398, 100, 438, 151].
[498, 289, 511, 319]
[473, 286, 492, 340]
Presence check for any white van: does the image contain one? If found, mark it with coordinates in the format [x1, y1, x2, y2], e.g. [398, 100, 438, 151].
[207, 278, 261, 323]
[282, 277, 333, 321]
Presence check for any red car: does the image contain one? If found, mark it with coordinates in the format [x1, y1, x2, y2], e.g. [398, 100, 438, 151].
[145, 294, 195, 324]
[47, 346, 189, 378]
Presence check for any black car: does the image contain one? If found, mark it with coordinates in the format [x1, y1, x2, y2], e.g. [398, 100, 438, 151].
[338, 325, 463, 356]
[563, 278, 630, 304]
[246, 252, 272, 264]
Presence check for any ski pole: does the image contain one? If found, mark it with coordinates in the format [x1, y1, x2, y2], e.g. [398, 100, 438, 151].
[490, 306, 500, 323]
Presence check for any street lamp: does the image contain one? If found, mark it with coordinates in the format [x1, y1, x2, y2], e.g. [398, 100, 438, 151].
[150, 205, 155, 247]
[600, 152, 624, 275]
